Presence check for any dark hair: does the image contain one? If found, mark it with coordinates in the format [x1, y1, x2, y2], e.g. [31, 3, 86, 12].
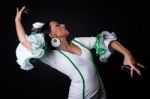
[40, 21, 50, 35]
[39, 21, 56, 50]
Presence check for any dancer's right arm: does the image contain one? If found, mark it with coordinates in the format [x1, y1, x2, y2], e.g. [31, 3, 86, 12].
[15, 6, 32, 52]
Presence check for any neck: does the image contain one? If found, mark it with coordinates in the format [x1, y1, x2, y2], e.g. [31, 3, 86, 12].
[57, 37, 71, 51]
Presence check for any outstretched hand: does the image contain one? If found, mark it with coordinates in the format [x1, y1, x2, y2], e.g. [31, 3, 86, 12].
[15, 6, 26, 21]
[122, 54, 145, 78]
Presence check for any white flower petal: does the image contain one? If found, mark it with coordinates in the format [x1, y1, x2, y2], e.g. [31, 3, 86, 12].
[32, 22, 44, 29]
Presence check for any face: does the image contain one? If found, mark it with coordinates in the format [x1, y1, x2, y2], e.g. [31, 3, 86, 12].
[49, 21, 69, 38]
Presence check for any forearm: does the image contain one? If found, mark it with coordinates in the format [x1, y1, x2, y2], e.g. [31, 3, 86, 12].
[15, 18, 27, 43]
[109, 41, 132, 57]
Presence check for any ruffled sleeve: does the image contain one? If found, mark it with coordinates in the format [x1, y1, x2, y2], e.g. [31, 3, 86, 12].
[73, 31, 117, 63]
[93, 31, 117, 62]
[16, 33, 46, 70]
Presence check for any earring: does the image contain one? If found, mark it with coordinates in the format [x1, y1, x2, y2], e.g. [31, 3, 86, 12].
[51, 38, 60, 47]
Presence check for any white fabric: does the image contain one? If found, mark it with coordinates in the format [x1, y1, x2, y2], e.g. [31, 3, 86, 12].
[39, 41, 105, 99]
[39, 31, 117, 99]
[99, 31, 117, 62]
[15, 31, 117, 99]
[76, 31, 117, 62]
[16, 33, 45, 70]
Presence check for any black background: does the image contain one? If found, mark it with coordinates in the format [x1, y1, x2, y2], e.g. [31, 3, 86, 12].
[0, 0, 150, 99]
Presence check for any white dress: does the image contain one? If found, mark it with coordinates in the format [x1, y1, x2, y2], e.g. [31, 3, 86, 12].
[16, 31, 117, 99]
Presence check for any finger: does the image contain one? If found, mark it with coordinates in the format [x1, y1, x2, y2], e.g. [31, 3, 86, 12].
[24, 9, 29, 14]
[20, 6, 26, 13]
[130, 68, 134, 78]
[133, 66, 141, 76]
[121, 65, 124, 70]
[137, 63, 145, 68]
[16, 7, 19, 12]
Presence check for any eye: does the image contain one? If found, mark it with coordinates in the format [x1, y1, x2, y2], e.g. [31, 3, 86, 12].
[56, 24, 59, 27]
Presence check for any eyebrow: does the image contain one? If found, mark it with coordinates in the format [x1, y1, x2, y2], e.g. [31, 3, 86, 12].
[55, 24, 59, 26]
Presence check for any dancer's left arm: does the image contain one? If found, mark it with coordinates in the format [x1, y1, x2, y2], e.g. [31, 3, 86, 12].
[73, 31, 144, 77]
[109, 41, 145, 77]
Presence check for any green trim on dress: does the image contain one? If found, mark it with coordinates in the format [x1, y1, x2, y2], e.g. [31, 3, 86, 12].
[57, 50, 85, 99]
[72, 38, 102, 98]
[93, 35, 106, 56]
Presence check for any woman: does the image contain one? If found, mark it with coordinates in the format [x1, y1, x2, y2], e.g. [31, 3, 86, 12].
[15, 6, 144, 99]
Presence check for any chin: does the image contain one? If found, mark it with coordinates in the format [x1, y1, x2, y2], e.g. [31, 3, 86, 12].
[65, 30, 69, 35]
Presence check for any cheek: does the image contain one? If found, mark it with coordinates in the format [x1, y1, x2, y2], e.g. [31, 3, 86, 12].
[55, 31, 63, 37]
[56, 29, 68, 37]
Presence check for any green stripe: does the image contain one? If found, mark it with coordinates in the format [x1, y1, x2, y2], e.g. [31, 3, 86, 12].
[73, 38, 101, 98]
[73, 39, 100, 79]
[94, 34, 106, 56]
[72, 39, 100, 81]
[57, 50, 85, 99]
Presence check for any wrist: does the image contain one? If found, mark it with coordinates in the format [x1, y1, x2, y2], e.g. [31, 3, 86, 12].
[15, 17, 21, 22]
[123, 51, 132, 58]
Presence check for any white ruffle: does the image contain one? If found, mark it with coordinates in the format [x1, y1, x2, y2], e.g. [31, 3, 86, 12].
[32, 22, 44, 30]
[98, 31, 117, 62]
[16, 33, 45, 70]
